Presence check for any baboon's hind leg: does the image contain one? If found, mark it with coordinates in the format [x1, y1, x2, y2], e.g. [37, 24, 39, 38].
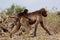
[10, 21, 21, 38]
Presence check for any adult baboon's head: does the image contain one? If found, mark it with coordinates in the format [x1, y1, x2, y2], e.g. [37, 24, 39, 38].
[39, 8, 47, 17]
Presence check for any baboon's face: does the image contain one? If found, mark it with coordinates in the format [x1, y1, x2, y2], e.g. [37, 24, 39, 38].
[39, 8, 47, 17]
[42, 10, 47, 17]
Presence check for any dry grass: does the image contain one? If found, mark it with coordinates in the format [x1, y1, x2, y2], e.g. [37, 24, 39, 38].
[0, 12, 60, 40]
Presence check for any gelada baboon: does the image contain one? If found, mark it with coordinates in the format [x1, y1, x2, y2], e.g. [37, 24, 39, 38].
[10, 8, 51, 38]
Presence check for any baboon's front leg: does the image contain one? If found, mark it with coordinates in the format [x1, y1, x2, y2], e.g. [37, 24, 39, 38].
[40, 21, 51, 35]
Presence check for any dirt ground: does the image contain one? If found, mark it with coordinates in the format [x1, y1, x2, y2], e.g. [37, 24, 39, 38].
[0, 24, 60, 40]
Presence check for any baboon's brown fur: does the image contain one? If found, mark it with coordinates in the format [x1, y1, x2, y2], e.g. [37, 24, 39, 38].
[9, 8, 51, 38]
